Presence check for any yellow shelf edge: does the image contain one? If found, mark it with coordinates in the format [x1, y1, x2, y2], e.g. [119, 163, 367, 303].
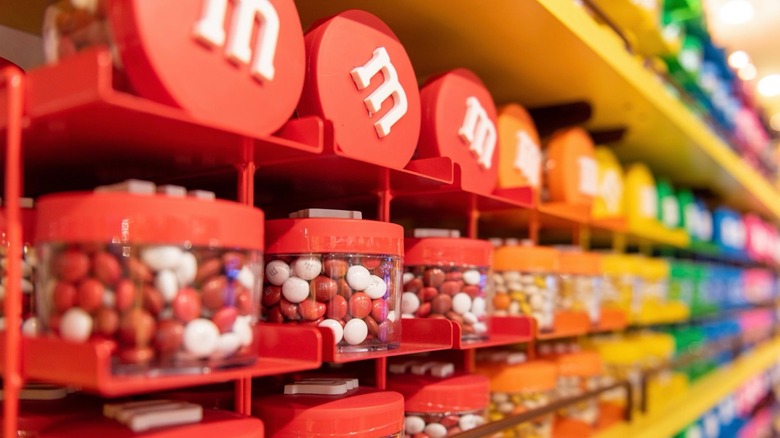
[595, 337, 780, 438]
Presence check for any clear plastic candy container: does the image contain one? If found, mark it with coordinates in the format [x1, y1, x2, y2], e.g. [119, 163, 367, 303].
[387, 365, 489, 437]
[589, 338, 643, 410]
[263, 210, 403, 353]
[34, 189, 264, 375]
[557, 251, 602, 325]
[0, 200, 37, 330]
[477, 357, 557, 438]
[600, 254, 638, 320]
[403, 230, 493, 340]
[253, 378, 404, 437]
[492, 244, 559, 332]
[551, 351, 602, 426]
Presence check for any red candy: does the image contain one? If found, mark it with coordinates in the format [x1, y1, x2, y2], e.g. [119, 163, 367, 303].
[415, 302, 432, 318]
[312, 275, 338, 301]
[326, 294, 348, 320]
[128, 257, 152, 283]
[405, 278, 423, 293]
[279, 298, 300, 321]
[431, 294, 452, 314]
[418, 287, 438, 302]
[77, 278, 104, 313]
[365, 315, 380, 337]
[463, 285, 481, 298]
[371, 299, 388, 322]
[173, 288, 201, 323]
[155, 319, 184, 354]
[114, 279, 136, 313]
[361, 258, 382, 270]
[119, 308, 156, 347]
[143, 286, 164, 316]
[349, 292, 372, 319]
[55, 249, 90, 283]
[423, 268, 445, 288]
[265, 306, 284, 324]
[196, 257, 223, 284]
[299, 300, 327, 321]
[262, 285, 282, 307]
[324, 258, 348, 278]
[53, 282, 78, 313]
[201, 276, 227, 310]
[212, 307, 238, 333]
[235, 288, 253, 316]
[378, 320, 398, 343]
[119, 347, 155, 364]
[439, 280, 462, 296]
[94, 307, 119, 336]
[92, 251, 121, 286]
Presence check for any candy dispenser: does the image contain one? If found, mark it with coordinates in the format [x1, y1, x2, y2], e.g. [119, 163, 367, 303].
[600, 254, 638, 321]
[34, 186, 264, 375]
[557, 250, 602, 325]
[402, 230, 492, 341]
[387, 364, 489, 436]
[476, 356, 557, 438]
[492, 243, 559, 332]
[263, 209, 403, 353]
[551, 351, 603, 427]
[253, 378, 404, 437]
[589, 337, 643, 411]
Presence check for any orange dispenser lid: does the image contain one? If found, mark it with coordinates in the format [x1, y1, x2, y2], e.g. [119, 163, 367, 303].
[404, 237, 493, 267]
[253, 387, 404, 437]
[493, 245, 559, 273]
[555, 351, 603, 377]
[558, 251, 601, 276]
[476, 360, 557, 393]
[266, 217, 403, 256]
[35, 192, 264, 249]
[386, 373, 490, 413]
[497, 103, 541, 190]
[545, 127, 596, 205]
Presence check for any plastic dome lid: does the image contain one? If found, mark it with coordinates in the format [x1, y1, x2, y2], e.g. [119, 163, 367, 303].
[265, 217, 403, 256]
[35, 192, 263, 249]
[558, 251, 601, 276]
[386, 373, 489, 413]
[554, 351, 603, 377]
[494, 245, 559, 273]
[253, 387, 404, 437]
[476, 360, 557, 393]
[404, 237, 493, 266]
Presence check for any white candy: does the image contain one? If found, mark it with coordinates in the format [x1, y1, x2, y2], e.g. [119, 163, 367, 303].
[405, 415, 426, 434]
[492, 392, 509, 403]
[386, 311, 398, 322]
[462, 269, 481, 286]
[60, 308, 92, 342]
[424, 422, 448, 438]
[318, 319, 344, 344]
[343, 318, 368, 345]
[508, 301, 521, 316]
[503, 271, 520, 282]
[140, 246, 184, 272]
[176, 252, 198, 287]
[183, 318, 220, 357]
[265, 260, 291, 286]
[459, 414, 482, 431]
[463, 311, 478, 325]
[364, 275, 388, 299]
[155, 269, 179, 303]
[282, 277, 310, 303]
[401, 313, 415, 319]
[213, 332, 241, 358]
[401, 292, 420, 314]
[21, 317, 39, 337]
[292, 256, 322, 281]
[346, 265, 371, 291]
[402, 272, 415, 285]
[492, 273, 505, 285]
[471, 296, 486, 316]
[529, 294, 544, 310]
[233, 316, 254, 347]
[525, 285, 539, 295]
[521, 274, 534, 284]
[473, 322, 487, 334]
[452, 293, 472, 315]
[237, 265, 255, 289]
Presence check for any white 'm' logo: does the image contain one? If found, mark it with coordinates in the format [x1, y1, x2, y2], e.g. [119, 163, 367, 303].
[513, 131, 540, 187]
[350, 47, 408, 138]
[600, 170, 623, 213]
[193, 0, 280, 82]
[459, 97, 496, 169]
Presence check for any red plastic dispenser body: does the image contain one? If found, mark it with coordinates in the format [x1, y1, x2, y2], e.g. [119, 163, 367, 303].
[297, 10, 421, 169]
[417, 69, 500, 195]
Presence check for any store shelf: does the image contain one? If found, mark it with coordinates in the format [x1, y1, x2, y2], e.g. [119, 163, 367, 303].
[595, 336, 780, 438]
[591, 308, 629, 333]
[452, 316, 534, 350]
[536, 311, 592, 340]
[21, 325, 323, 397]
[294, 0, 780, 222]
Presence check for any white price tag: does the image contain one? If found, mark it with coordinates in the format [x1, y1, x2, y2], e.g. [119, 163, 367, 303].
[513, 131, 541, 187]
[577, 156, 597, 196]
[600, 170, 623, 214]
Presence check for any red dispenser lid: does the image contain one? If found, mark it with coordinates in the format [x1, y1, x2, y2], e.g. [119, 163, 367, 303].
[108, 0, 305, 137]
[298, 10, 421, 169]
[265, 217, 403, 256]
[386, 373, 490, 413]
[404, 237, 493, 266]
[35, 192, 264, 250]
[253, 387, 404, 437]
[417, 68, 499, 195]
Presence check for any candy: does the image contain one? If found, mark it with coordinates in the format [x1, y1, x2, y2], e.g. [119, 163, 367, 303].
[183, 318, 220, 357]
[155, 319, 184, 354]
[405, 416, 426, 434]
[451, 292, 472, 315]
[94, 307, 119, 336]
[349, 292, 372, 318]
[312, 275, 338, 301]
[282, 276, 309, 303]
[324, 258, 349, 278]
[265, 260, 291, 286]
[346, 265, 371, 290]
[462, 269, 481, 286]
[119, 308, 156, 346]
[364, 275, 388, 299]
[201, 276, 228, 310]
[155, 269, 179, 303]
[175, 251, 198, 287]
[53, 282, 78, 313]
[60, 308, 92, 342]
[292, 256, 322, 281]
[326, 294, 348, 320]
[343, 318, 368, 345]
[423, 423, 447, 438]
[93, 251, 121, 285]
[212, 307, 238, 333]
[56, 249, 91, 283]
[299, 300, 327, 321]
[214, 332, 241, 358]
[318, 318, 344, 344]
[371, 299, 388, 322]
[140, 246, 184, 272]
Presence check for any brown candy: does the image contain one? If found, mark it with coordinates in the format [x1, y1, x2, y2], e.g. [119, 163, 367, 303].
[423, 268, 445, 288]
[431, 294, 452, 314]
[119, 308, 156, 347]
[312, 275, 338, 301]
[201, 276, 227, 311]
[323, 258, 348, 278]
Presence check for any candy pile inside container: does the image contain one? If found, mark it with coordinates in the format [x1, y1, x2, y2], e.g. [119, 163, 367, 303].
[263, 209, 402, 353]
[35, 180, 264, 374]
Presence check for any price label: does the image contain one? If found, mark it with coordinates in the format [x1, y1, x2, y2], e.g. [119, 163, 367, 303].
[514, 131, 541, 187]
[578, 156, 597, 196]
